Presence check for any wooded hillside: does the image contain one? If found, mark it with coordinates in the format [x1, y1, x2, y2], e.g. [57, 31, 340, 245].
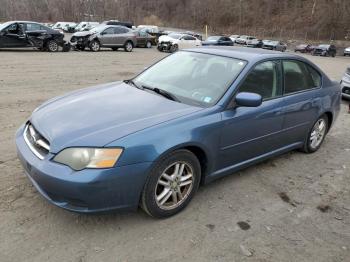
[0, 0, 349, 40]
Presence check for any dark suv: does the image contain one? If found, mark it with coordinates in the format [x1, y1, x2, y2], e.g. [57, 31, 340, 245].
[0, 21, 65, 52]
[312, 44, 337, 57]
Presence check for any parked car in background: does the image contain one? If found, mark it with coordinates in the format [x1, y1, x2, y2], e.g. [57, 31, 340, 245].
[311, 44, 337, 57]
[236, 35, 255, 45]
[202, 36, 234, 46]
[70, 25, 136, 52]
[0, 21, 66, 52]
[245, 38, 263, 48]
[294, 44, 316, 53]
[137, 25, 159, 34]
[134, 30, 156, 48]
[62, 23, 77, 33]
[157, 33, 201, 52]
[16, 48, 340, 218]
[229, 34, 240, 42]
[262, 40, 287, 52]
[52, 22, 75, 32]
[343, 47, 350, 56]
[340, 66, 350, 99]
[184, 31, 203, 41]
[102, 20, 133, 29]
[75, 22, 99, 32]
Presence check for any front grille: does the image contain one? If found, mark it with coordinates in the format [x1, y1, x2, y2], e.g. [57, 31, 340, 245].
[23, 123, 50, 159]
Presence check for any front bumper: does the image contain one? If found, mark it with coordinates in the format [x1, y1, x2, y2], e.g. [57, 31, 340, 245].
[157, 41, 173, 52]
[16, 125, 152, 213]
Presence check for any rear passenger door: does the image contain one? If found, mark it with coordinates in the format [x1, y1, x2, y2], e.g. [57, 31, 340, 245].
[280, 60, 322, 145]
[113, 27, 129, 46]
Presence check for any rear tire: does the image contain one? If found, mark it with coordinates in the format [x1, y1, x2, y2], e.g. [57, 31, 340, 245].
[46, 40, 59, 52]
[301, 115, 328, 153]
[146, 41, 152, 48]
[141, 150, 201, 218]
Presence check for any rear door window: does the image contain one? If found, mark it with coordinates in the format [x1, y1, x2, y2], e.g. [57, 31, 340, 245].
[283, 60, 321, 94]
[26, 23, 41, 31]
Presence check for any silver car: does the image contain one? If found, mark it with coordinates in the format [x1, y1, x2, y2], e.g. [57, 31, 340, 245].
[70, 25, 137, 52]
[340, 66, 350, 99]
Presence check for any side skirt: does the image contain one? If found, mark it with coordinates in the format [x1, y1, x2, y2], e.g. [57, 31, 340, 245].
[204, 142, 303, 184]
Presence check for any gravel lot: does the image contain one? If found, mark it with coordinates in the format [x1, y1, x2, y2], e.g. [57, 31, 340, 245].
[0, 47, 349, 262]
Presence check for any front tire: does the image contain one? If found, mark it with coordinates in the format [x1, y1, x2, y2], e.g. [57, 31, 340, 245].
[301, 115, 328, 153]
[89, 40, 100, 52]
[141, 150, 201, 218]
[46, 40, 59, 52]
[124, 41, 133, 52]
[170, 44, 178, 53]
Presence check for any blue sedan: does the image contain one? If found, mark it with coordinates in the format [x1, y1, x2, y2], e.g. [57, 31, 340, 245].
[16, 47, 341, 218]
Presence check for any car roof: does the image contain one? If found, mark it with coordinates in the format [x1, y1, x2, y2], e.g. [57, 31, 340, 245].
[185, 46, 302, 62]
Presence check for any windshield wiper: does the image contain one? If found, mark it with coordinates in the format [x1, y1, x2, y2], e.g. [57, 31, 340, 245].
[141, 85, 180, 102]
[123, 79, 142, 89]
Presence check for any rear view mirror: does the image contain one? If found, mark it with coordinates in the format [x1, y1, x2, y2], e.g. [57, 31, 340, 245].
[235, 92, 262, 107]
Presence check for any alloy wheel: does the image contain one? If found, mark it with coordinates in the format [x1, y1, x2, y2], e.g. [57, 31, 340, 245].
[91, 41, 100, 52]
[126, 42, 133, 52]
[155, 162, 194, 210]
[310, 118, 327, 149]
[48, 41, 58, 52]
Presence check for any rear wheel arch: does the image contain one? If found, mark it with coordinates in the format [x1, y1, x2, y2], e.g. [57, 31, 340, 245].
[323, 111, 333, 132]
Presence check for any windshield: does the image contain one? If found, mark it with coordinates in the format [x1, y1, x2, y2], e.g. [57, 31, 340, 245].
[207, 36, 220, 41]
[168, 33, 182, 39]
[0, 22, 13, 31]
[133, 51, 247, 107]
[90, 25, 105, 33]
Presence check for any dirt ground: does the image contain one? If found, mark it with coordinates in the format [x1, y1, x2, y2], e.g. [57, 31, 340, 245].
[0, 47, 349, 262]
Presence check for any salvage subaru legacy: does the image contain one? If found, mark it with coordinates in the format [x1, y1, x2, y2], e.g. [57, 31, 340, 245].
[16, 47, 341, 218]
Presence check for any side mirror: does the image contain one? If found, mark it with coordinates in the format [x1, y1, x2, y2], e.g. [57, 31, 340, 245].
[0, 31, 6, 36]
[101, 31, 106, 35]
[235, 92, 262, 107]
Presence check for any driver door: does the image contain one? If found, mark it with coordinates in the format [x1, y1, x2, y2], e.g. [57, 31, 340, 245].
[1, 23, 27, 47]
[99, 27, 115, 46]
[217, 60, 286, 173]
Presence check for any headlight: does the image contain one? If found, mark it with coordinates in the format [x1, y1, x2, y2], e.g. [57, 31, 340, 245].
[53, 148, 123, 171]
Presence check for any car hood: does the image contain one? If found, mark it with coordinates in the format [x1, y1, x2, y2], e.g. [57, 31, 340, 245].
[72, 31, 94, 37]
[30, 82, 202, 153]
[159, 35, 177, 43]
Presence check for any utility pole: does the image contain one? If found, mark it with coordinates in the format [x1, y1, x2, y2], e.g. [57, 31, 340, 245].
[239, 0, 242, 34]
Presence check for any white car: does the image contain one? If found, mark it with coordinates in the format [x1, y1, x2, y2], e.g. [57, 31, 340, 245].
[137, 25, 159, 34]
[52, 22, 76, 32]
[344, 47, 350, 56]
[75, 22, 100, 32]
[229, 34, 240, 42]
[340, 66, 350, 99]
[157, 33, 201, 52]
